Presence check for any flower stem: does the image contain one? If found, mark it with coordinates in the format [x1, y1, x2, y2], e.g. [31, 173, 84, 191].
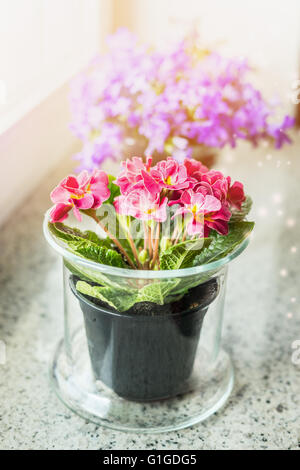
[171, 225, 179, 243]
[148, 224, 153, 259]
[143, 221, 147, 251]
[127, 229, 143, 269]
[174, 226, 184, 245]
[141, 221, 150, 269]
[150, 223, 160, 269]
[117, 214, 143, 268]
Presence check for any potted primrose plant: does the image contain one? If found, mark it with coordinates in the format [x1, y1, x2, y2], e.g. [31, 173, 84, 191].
[44, 156, 254, 432]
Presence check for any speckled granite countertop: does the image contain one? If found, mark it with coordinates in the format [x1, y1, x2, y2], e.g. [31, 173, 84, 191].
[0, 138, 300, 450]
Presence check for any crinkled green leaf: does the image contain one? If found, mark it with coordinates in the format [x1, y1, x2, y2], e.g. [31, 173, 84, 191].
[136, 280, 179, 305]
[165, 273, 213, 299]
[230, 196, 253, 222]
[49, 222, 127, 268]
[76, 279, 179, 311]
[48, 222, 111, 247]
[76, 281, 137, 311]
[193, 221, 254, 266]
[94, 208, 137, 266]
[68, 240, 126, 268]
[160, 238, 211, 270]
[83, 230, 109, 245]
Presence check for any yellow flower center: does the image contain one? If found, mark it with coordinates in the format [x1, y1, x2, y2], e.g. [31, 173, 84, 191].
[189, 204, 205, 223]
[70, 184, 91, 200]
[165, 175, 173, 185]
[191, 204, 198, 215]
[71, 193, 85, 200]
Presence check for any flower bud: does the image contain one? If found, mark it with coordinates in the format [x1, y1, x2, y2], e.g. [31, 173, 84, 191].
[160, 237, 171, 252]
[138, 249, 148, 264]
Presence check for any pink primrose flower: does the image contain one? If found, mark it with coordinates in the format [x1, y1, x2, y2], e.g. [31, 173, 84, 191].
[151, 157, 190, 190]
[50, 170, 109, 222]
[183, 158, 209, 181]
[226, 177, 245, 210]
[198, 170, 229, 203]
[114, 188, 167, 222]
[116, 156, 152, 195]
[174, 189, 231, 237]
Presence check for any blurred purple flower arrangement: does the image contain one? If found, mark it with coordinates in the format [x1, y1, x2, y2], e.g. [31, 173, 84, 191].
[70, 28, 294, 171]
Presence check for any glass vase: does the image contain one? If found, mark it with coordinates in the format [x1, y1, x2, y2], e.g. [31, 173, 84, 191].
[43, 212, 249, 433]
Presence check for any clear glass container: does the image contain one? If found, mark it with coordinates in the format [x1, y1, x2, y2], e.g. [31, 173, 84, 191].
[43, 211, 249, 433]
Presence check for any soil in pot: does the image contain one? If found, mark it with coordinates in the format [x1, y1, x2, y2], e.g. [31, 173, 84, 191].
[70, 276, 219, 402]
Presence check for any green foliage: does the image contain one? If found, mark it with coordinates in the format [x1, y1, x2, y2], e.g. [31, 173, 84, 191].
[164, 273, 212, 299]
[193, 221, 254, 266]
[84, 230, 108, 245]
[136, 280, 179, 305]
[76, 279, 179, 312]
[74, 220, 254, 311]
[105, 174, 121, 205]
[76, 281, 137, 311]
[64, 259, 127, 289]
[68, 240, 125, 267]
[48, 222, 110, 246]
[49, 207, 254, 310]
[94, 204, 137, 266]
[49, 222, 127, 268]
[159, 238, 211, 270]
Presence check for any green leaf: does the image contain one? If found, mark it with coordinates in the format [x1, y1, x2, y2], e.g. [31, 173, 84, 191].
[48, 222, 83, 242]
[64, 259, 127, 289]
[49, 222, 128, 268]
[68, 240, 126, 268]
[94, 206, 137, 266]
[193, 221, 254, 266]
[105, 174, 121, 205]
[137, 280, 179, 305]
[48, 222, 111, 248]
[76, 281, 137, 311]
[84, 230, 108, 245]
[160, 238, 212, 270]
[230, 196, 253, 222]
[76, 279, 179, 311]
[165, 273, 212, 299]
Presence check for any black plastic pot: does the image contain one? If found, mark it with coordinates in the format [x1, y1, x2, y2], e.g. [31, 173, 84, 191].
[70, 275, 219, 402]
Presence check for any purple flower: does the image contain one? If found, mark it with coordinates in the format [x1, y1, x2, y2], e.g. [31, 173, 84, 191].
[267, 115, 295, 149]
[69, 28, 294, 170]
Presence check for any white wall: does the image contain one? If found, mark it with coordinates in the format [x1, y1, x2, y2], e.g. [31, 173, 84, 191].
[0, 0, 112, 226]
[0, 0, 105, 134]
